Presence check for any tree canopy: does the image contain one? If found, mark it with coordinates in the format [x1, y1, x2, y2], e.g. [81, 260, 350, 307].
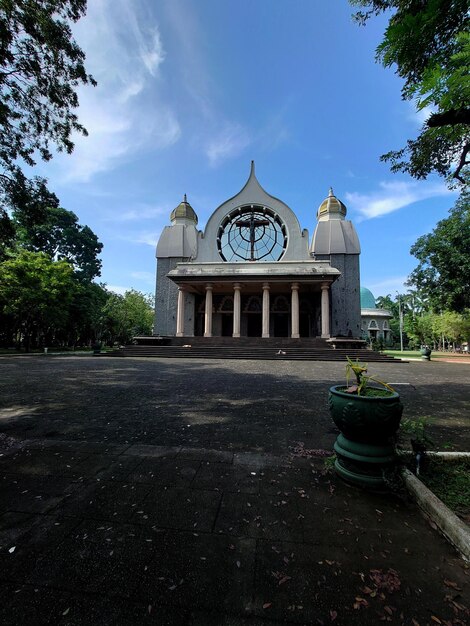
[407, 191, 470, 312]
[102, 290, 155, 345]
[0, 249, 77, 350]
[0, 0, 95, 194]
[351, 0, 469, 185]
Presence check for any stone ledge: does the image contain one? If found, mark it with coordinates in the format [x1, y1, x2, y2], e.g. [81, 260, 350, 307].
[402, 467, 470, 562]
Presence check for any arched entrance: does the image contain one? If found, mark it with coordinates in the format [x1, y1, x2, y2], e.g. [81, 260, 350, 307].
[244, 296, 262, 337]
[272, 295, 289, 337]
[219, 296, 234, 337]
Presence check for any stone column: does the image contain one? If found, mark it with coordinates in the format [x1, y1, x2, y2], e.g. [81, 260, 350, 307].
[233, 283, 241, 338]
[262, 282, 270, 338]
[291, 282, 300, 338]
[204, 284, 213, 337]
[176, 287, 185, 337]
[321, 282, 330, 338]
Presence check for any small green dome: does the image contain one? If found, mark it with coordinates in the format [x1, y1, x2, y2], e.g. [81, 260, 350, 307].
[170, 194, 198, 224]
[360, 287, 376, 309]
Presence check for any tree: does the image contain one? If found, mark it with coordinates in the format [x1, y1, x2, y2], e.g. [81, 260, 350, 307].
[351, 1, 469, 185]
[65, 281, 110, 347]
[14, 204, 103, 282]
[0, 175, 103, 280]
[407, 191, 470, 312]
[0, 0, 95, 194]
[102, 290, 155, 345]
[0, 250, 77, 349]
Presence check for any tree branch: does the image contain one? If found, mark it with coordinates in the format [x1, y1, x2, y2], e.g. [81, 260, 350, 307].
[427, 108, 470, 128]
[453, 142, 469, 184]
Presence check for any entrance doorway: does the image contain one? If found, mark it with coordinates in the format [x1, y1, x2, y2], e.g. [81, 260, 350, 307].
[221, 314, 233, 337]
[273, 314, 288, 337]
[300, 313, 310, 337]
[247, 314, 262, 337]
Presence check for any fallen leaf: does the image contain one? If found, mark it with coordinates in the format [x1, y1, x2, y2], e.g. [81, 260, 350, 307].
[62, 608, 70, 616]
[8, 546, 16, 554]
[330, 609, 337, 621]
[443, 579, 462, 591]
[278, 575, 291, 586]
[353, 597, 369, 609]
[263, 602, 272, 609]
[431, 617, 442, 624]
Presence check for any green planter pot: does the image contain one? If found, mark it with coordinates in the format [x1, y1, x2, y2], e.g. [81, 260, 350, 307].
[420, 347, 432, 361]
[329, 385, 404, 489]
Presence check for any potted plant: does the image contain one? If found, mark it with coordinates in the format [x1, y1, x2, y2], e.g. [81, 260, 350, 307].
[420, 345, 432, 361]
[328, 357, 404, 489]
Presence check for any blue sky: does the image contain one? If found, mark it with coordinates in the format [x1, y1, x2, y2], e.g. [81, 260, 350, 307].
[35, 0, 457, 299]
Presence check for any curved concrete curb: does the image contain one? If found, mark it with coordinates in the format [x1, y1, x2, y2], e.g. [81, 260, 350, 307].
[399, 451, 470, 461]
[402, 467, 470, 562]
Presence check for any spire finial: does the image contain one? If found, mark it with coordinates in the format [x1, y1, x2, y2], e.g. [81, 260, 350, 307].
[183, 193, 187, 203]
[328, 187, 334, 197]
[250, 160, 255, 176]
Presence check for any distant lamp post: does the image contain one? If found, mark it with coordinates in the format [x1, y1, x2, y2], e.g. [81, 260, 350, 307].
[397, 293, 404, 352]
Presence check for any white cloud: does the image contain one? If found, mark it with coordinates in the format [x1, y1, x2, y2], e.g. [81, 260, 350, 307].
[206, 124, 251, 167]
[130, 271, 155, 284]
[106, 285, 129, 296]
[54, 0, 180, 183]
[105, 204, 168, 222]
[407, 101, 435, 127]
[366, 276, 409, 297]
[256, 112, 291, 153]
[346, 180, 453, 220]
[115, 230, 161, 247]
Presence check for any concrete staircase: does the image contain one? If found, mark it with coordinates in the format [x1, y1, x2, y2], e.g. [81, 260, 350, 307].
[106, 336, 402, 363]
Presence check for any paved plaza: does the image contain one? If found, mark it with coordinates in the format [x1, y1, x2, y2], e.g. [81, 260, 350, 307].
[0, 356, 468, 625]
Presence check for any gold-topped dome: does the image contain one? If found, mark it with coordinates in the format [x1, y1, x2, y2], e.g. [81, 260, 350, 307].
[170, 194, 198, 224]
[317, 187, 347, 220]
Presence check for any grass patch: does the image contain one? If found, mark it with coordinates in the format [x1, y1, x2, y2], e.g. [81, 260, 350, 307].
[383, 350, 422, 359]
[418, 458, 470, 520]
[383, 349, 470, 360]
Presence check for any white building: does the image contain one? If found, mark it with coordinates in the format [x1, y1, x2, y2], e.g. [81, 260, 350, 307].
[155, 163, 362, 341]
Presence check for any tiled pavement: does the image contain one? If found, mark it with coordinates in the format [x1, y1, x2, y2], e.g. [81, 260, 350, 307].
[0, 441, 468, 625]
[0, 356, 469, 624]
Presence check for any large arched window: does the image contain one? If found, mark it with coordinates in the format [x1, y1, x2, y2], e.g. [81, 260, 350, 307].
[217, 205, 287, 262]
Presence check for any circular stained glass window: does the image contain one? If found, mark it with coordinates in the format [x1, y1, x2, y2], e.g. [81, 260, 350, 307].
[217, 205, 287, 262]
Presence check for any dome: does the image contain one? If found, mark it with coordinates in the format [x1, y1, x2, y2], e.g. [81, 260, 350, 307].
[170, 194, 198, 225]
[360, 287, 377, 309]
[317, 188, 347, 221]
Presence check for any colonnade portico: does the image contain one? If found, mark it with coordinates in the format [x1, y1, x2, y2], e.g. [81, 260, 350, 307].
[175, 280, 331, 339]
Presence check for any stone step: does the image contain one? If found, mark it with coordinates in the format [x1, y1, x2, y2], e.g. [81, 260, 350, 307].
[106, 345, 401, 362]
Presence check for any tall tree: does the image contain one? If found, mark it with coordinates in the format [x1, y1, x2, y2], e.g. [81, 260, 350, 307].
[0, 250, 77, 349]
[102, 290, 155, 345]
[1, 175, 103, 281]
[407, 192, 470, 312]
[14, 203, 103, 282]
[0, 0, 95, 194]
[351, 1, 469, 185]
